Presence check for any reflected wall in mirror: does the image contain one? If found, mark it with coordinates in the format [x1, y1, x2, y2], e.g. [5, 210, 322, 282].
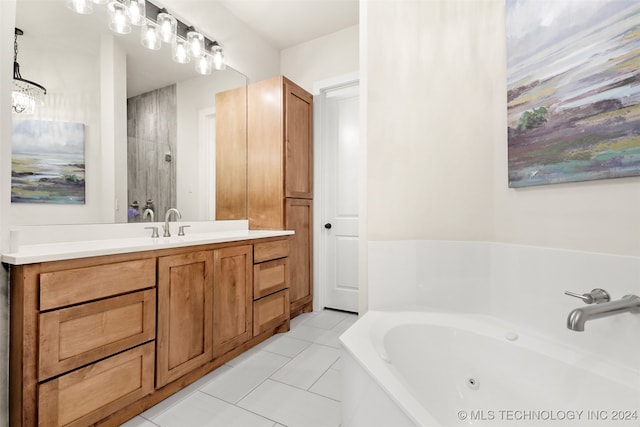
[12, 0, 248, 225]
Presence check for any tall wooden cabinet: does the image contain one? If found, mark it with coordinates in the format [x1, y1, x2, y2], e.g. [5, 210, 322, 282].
[248, 76, 314, 316]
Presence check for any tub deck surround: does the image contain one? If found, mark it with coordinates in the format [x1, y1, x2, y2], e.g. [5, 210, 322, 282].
[368, 240, 640, 372]
[7, 223, 295, 426]
[340, 310, 640, 427]
[2, 221, 293, 264]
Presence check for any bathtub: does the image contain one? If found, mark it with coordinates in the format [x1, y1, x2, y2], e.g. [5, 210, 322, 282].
[339, 310, 640, 426]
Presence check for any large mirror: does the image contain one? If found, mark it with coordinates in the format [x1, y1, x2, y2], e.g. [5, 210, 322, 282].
[12, 0, 247, 225]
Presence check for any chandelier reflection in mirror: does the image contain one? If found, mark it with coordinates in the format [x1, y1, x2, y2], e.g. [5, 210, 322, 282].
[67, 0, 227, 75]
[12, 28, 47, 115]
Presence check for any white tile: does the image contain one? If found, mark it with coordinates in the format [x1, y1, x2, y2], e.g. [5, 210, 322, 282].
[271, 344, 340, 389]
[332, 316, 358, 334]
[119, 416, 158, 427]
[309, 368, 341, 401]
[141, 365, 232, 419]
[200, 350, 290, 404]
[151, 392, 274, 427]
[330, 357, 342, 371]
[238, 380, 341, 427]
[312, 329, 342, 349]
[286, 324, 332, 343]
[290, 312, 319, 329]
[303, 310, 347, 330]
[224, 345, 263, 367]
[259, 335, 312, 358]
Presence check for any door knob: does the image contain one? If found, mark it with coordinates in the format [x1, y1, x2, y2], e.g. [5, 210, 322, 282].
[324, 223, 332, 229]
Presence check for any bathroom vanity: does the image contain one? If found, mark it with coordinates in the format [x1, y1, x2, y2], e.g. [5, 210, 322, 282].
[4, 226, 292, 426]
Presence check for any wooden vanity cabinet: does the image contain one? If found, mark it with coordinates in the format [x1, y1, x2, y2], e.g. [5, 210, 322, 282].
[248, 76, 314, 317]
[10, 236, 290, 427]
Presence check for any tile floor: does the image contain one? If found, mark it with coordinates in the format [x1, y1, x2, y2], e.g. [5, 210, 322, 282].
[120, 309, 358, 427]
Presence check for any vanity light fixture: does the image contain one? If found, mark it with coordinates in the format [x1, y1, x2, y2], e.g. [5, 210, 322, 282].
[108, 0, 132, 34]
[66, 0, 227, 73]
[211, 41, 226, 71]
[141, 19, 161, 50]
[129, 0, 146, 26]
[12, 28, 47, 115]
[156, 9, 177, 43]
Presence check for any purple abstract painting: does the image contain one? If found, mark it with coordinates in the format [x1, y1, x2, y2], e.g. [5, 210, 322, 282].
[507, 0, 640, 187]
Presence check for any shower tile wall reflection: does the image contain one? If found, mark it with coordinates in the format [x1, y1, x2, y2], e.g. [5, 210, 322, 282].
[127, 84, 177, 222]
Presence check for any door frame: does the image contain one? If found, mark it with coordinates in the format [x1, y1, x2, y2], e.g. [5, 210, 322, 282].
[312, 73, 359, 312]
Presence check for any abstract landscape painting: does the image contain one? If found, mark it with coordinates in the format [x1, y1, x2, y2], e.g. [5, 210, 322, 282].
[507, 0, 640, 187]
[12, 120, 85, 204]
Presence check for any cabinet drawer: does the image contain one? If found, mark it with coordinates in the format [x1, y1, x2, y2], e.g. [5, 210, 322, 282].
[253, 239, 290, 263]
[38, 290, 156, 381]
[253, 289, 290, 336]
[38, 342, 154, 427]
[40, 258, 156, 311]
[253, 258, 288, 299]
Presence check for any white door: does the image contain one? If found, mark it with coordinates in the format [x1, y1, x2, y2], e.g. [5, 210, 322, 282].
[321, 83, 359, 313]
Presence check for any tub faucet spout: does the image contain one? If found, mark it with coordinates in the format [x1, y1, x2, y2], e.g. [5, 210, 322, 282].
[567, 295, 640, 331]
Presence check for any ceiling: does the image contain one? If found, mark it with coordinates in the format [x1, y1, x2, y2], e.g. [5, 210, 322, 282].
[218, 0, 359, 50]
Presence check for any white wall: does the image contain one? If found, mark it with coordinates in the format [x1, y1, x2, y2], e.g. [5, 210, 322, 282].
[9, 36, 106, 225]
[365, 0, 640, 249]
[363, 0, 640, 314]
[280, 25, 358, 94]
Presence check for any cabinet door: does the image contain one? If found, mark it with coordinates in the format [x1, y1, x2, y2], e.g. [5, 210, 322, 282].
[156, 251, 213, 387]
[213, 245, 253, 358]
[284, 78, 313, 199]
[285, 198, 313, 310]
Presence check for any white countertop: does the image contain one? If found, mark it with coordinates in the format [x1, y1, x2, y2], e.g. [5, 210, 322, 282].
[2, 224, 293, 265]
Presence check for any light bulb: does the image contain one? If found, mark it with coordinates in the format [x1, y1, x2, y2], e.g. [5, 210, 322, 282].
[108, 0, 131, 34]
[187, 29, 204, 58]
[195, 54, 213, 75]
[172, 39, 190, 64]
[129, 0, 146, 26]
[211, 43, 226, 71]
[67, 0, 93, 14]
[157, 11, 177, 43]
[141, 20, 161, 50]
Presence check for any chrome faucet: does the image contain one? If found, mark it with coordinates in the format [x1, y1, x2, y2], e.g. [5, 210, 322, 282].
[142, 208, 154, 222]
[565, 289, 640, 331]
[163, 208, 181, 237]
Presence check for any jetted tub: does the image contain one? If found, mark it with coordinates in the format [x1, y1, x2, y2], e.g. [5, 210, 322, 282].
[339, 311, 640, 426]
